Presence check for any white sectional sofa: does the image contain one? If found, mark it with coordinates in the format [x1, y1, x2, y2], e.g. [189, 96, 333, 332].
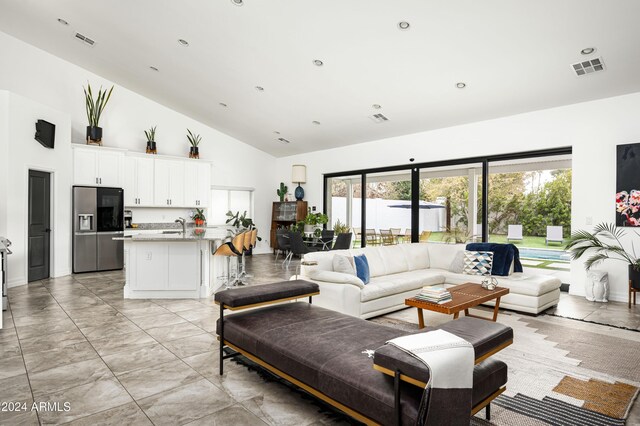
[299, 243, 561, 319]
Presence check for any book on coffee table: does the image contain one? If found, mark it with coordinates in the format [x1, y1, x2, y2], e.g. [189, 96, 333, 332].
[414, 285, 452, 304]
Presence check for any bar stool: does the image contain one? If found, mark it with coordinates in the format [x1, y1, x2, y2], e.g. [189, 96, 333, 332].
[239, 228, 258, 281]
[237, 230, 253, 282]
[212, 231, 245, 288]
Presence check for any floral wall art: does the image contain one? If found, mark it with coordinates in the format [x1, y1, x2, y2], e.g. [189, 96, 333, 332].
[616, 143, 640, 227]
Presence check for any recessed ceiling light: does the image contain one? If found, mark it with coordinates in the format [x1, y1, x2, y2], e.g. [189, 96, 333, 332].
[273, 131, 281, 135]
[312, 59, 324, 67]
[372, 104, 382, 109]
[581, 47, 596, 55]
[312, 121, 321, 125]
[219, 102, 228, 107]
[255, 86, 264, 91]
[456, 82, 466, 89]
[231, 0, 244, 5]
[178, 39, 189, 46]
[57, 18, 69, 26]
[149, 66, 159, 72]
[398, 21, 410, 30]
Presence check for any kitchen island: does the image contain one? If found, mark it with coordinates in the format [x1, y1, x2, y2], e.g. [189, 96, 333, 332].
[121, 228, 234, 299]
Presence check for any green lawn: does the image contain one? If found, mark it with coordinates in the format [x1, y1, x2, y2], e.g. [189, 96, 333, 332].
[427, 232, 567, 250]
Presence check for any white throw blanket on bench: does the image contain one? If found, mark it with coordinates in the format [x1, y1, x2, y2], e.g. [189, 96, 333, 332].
[387, 330, 474, 425]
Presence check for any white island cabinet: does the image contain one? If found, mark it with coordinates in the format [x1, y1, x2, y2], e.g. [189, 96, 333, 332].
[122, 229, 232, 299]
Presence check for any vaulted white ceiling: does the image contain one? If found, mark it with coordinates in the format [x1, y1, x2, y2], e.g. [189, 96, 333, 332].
[1, 0, 639, 157]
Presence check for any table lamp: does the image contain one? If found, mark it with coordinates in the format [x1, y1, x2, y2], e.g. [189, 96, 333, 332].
[292, 164, 307, 201]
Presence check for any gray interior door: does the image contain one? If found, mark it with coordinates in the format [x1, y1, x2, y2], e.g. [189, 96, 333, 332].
[28, 170, 51, 282]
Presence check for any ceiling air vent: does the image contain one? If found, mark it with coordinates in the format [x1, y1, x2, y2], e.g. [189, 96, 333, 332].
[277, 137, 291, 144]
[369, 113, 389, 123]
[571, 57, 604, 76]
[74, 32, 95, 47]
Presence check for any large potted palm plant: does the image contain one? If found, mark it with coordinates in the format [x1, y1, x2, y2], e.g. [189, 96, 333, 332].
[83, 83, 114, 145]
[566, 223, 640, 291]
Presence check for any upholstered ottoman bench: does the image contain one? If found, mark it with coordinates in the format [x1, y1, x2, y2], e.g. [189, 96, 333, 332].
[215, 280, 511, 425]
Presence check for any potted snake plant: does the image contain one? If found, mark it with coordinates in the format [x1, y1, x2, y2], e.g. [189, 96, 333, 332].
[144, 126, 157, 154]
[187, 129, 201, 159]
[83, 83, 114, 145]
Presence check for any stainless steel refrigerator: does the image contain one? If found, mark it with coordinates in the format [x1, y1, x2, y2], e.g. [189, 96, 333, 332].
[73, 186, 124, 273]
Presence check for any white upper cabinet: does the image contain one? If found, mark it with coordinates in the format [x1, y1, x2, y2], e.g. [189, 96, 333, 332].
[124, 156, 155, 206]
[73, 146, 124, 187]
[184, 162, 211, 208]
[154, 159, 184, 207]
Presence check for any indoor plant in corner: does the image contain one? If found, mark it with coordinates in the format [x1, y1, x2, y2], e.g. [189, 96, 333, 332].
[83, 83, 114, 145]
[187, 129, 201, 159]
[144, 126, 158, 154]
[566, 222, 640, 298]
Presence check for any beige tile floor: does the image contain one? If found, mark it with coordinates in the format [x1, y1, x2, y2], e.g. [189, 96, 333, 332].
[1, 254, 639, 425]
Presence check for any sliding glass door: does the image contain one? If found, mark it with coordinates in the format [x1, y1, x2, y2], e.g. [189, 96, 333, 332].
[324, 148, 572, 250]
[418, 163, 482, 244]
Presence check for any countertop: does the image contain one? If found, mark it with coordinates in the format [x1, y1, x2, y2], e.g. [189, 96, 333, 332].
[117, 228, 236, 242]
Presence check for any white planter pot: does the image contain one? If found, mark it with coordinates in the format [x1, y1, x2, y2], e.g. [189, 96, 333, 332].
[304, 224, 321, 234]
[585, 270, 609, 302]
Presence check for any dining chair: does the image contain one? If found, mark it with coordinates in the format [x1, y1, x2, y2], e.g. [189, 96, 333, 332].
[379, 229, 396, 245]
[365, 229, 379, 246]
[331, 233, 352, 250]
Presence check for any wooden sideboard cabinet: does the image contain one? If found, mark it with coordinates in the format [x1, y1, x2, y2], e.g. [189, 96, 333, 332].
[270, 201, 307, 251]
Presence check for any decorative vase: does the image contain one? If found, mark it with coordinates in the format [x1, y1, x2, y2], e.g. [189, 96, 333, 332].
[189, 146, 199, 159]
[585, 270, 609, 302]
[630, 265, 640, 290]
[86, 126, 102, 145]
[295, 184, 304, 201]
[146, 141, 157, 154]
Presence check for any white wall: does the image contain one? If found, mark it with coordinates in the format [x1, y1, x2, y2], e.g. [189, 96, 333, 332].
[1, 91, 73, 285]
[0, 31, 277, 286]
[276, 92, 640, 303]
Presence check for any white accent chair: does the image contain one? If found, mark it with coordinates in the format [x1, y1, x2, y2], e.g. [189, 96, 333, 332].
[507, 225, 523, 242]
[546, 226, 564, 245]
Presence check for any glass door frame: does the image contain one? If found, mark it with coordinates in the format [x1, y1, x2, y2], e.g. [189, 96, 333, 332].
[324, 147, 572, 248]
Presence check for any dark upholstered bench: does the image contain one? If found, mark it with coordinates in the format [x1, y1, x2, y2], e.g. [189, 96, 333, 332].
[215, 280, 511, 425]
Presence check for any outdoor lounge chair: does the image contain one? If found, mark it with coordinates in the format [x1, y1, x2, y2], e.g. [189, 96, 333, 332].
[546, 226, 564, 245]
[507, 225, 523, 242]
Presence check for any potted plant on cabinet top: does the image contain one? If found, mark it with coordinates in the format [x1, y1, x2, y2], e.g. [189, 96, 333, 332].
[83, 83, 114, 145]
[144, 126, 157, 154]
[303, 212, 328, 234]
[187, 129, 201, 159]
[566, 222, 640, 294]
[193, 208, 206, 227]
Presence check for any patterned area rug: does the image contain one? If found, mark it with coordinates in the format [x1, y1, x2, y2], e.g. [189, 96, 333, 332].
[372, 309, 640, 425]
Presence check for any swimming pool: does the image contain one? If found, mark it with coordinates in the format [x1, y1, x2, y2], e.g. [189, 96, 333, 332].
[519, 248, 570, 262]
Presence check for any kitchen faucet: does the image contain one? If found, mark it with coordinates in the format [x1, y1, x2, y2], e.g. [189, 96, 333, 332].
[175, 217, 186, 234]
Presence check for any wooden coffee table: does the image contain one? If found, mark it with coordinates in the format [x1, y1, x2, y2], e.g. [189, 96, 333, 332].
[406, 283, 509, 329]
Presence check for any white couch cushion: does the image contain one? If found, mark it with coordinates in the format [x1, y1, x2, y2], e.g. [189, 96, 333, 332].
[307, 269, 365, 288]
[378, 245, 410, 275]
[442, 271, 561, 297]
[427, 243, 466, 270]
[350, 247, 387, 278]
[399, 243, 431, 270]
[361, 270, 445, 302]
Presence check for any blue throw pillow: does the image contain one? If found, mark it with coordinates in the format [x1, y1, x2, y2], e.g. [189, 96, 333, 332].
[354, 254, 370, 284]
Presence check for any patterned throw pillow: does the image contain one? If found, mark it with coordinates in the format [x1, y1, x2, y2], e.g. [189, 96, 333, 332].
[463, 251, 493, 276]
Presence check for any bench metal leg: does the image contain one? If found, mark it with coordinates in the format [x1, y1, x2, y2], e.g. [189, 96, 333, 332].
[486, 403, 491, 420]
[219, 303, 224, 375]
[394, 369, 401, 426]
